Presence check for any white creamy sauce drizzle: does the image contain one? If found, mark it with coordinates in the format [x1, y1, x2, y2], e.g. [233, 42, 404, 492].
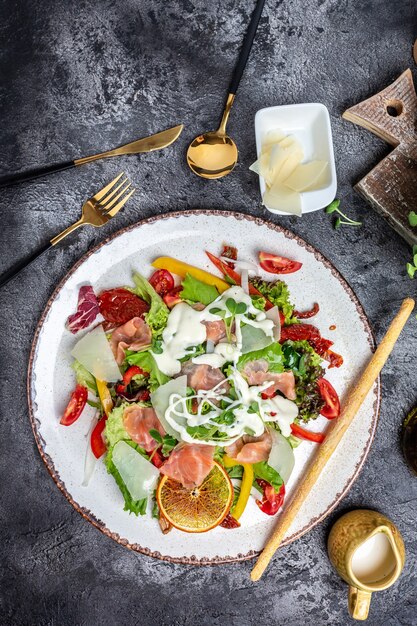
[153, 286, 297, 445]
[165, 366, 298, 446]
[152, 302, 207, 376]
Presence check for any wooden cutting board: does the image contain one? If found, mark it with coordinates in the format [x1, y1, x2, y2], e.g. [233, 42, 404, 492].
[343, 69, 417, 246]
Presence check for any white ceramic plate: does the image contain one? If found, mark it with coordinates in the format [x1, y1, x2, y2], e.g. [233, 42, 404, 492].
[254, 104, 337, 215]
[28, 211, 379, 564]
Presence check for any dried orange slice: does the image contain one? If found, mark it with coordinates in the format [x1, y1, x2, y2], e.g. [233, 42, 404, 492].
[156, 461, 233, 533]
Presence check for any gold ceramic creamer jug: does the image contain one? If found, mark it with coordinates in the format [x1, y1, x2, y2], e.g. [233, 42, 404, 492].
[327, 509, 405, 620]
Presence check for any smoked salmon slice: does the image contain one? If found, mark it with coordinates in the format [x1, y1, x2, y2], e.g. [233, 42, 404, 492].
[203, 320, 227, 344]
[123, 405, 165, 452]
[242, 360, 296, 400]
[110, 317, 152, 365]
[180, 361, 230, 393]
[160, 443, 215, 489]
[226, 430, 272, 464]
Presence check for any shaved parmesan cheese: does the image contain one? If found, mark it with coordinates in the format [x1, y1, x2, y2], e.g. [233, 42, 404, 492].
[71, 325, 121, 382]
[250, 127, 330, 216]
[258, 153, 273, 185]
[265, 306, 281, 341]
[241, 325, 273, 354]
[273, 149, 303, 185]
[263, 185, 302, 216]
[112, 440, 159, 501]
[269, 140, 303, 184]
[267, 429, 295, 484]
[151, 375, 187, 437]
[206, 339, 215, 354]
[249, 159, 260, 175]
[249, 149, 271, 184]
[262, 129, 286, 149]
[278, 135, 297, 149]
[285, 160, 328, 192]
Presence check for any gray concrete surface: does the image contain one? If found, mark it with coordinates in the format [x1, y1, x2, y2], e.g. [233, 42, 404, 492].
[1, 1, 416, 624]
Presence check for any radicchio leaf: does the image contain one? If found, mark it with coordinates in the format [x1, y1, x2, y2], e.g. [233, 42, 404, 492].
[66, 285, 100, 334]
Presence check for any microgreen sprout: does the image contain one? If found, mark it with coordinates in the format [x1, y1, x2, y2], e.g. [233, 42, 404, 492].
[149, 429, 177, 457]
[406, 245, 417, 279]
[225, 298, 247, 315]
[325, 199, 363, 230]
[408, 211, 417, 227]
[210, 298, 247, 342]
[247, 401, 260, 415]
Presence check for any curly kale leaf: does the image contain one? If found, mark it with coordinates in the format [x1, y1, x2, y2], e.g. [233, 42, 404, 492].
[250, 277, 296, 324]
[282, 340, 325, 422]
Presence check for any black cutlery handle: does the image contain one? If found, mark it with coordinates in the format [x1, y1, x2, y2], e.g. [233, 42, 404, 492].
[0, 241, 52, 289]
[0, 160, 75, 189]
[228, 0, 266, 95]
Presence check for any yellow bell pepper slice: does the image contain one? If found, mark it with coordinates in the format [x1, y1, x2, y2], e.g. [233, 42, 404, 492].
[96, 379, 113, 416]
[152, 256, 229, 293]
[223, 455, 254, 521]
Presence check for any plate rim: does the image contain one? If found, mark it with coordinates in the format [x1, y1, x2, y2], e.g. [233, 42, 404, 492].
[27, 209, 381, 565]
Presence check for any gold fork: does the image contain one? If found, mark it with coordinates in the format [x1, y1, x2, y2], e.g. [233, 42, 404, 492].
[0, 172, 135, 289]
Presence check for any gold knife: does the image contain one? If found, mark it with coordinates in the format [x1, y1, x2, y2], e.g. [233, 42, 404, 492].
[0, 124, 184, 188]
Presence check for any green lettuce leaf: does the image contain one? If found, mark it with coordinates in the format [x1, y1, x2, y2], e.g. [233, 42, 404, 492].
[131, 272, 169, 338]
[250, 294, 267, 311]
[104, 407, 152, 516]
[72, 359, 97, 394]
[105, 441, 148, 515]
[282, 340, 322, 375]
[180, 273, 219, 305]
[237, 342, 285, 373]
[125, 350, 170, 391]
[240, 324, 273, 354]
[253, 461, 284, 493]
[250, 278, 296, 324]
[104, 404, 130, 449]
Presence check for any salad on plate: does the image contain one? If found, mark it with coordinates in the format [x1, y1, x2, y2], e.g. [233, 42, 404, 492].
[61, 245, 342, 534]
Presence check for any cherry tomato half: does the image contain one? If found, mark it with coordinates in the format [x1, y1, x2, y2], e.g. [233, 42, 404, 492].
[259, 251, 302, 274]
[98, 288, 149, 325]
[60, 384, 88, 426]
[256, 481, 285, 516]
[206, 251, 274, 309]
[116, 365, 149, 394]
[163, 285, 183, 308]
[149, 269, 174, 297]
[317, 378, 341, 419]
[149, 447, 165, 468]
[290, 422, 325, 443]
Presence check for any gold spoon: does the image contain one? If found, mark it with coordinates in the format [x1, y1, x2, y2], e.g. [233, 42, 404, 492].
[187, 0, 265, 179]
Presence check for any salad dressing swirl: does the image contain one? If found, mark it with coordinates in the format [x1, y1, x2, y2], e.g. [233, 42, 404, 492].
[151, 286, 298, 446]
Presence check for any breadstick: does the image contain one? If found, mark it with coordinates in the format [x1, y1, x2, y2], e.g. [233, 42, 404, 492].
[251, 297, 415, 581]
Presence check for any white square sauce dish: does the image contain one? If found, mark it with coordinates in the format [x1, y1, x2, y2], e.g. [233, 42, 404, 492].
[253, 103, 337, 216]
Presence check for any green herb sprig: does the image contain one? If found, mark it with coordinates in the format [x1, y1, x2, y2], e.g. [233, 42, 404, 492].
[406, 245, 417, 279]
[406, 213, 417, 279]
[408, 211, 417, 227]
[209, 297, 247, 342]
[325, 199, 362, 230]
[148, 429, 178, 457]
